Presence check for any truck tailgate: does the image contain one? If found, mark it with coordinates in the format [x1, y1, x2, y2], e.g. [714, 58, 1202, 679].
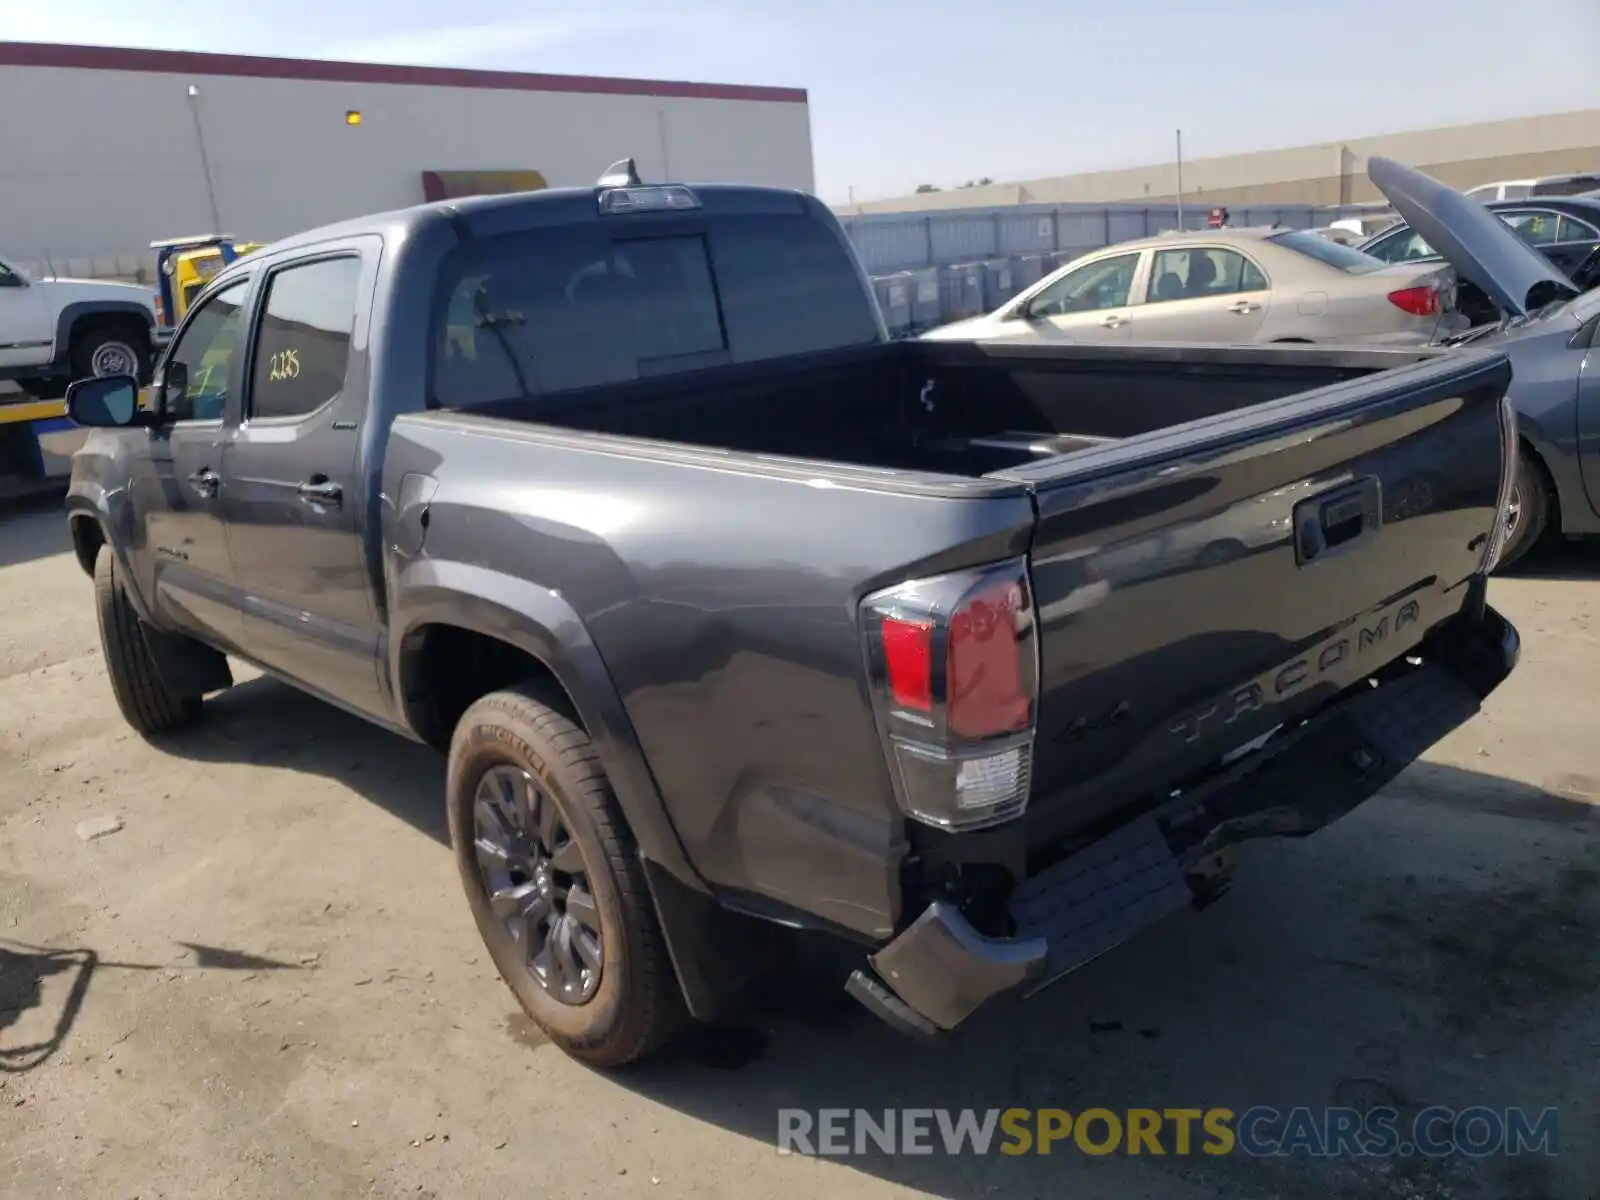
[997, 348, 1514, 849]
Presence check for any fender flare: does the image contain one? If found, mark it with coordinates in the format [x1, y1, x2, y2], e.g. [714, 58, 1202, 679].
[64, 484, 156, 622]
[389, 558, 708, 896]
[53, 301, 155, 365]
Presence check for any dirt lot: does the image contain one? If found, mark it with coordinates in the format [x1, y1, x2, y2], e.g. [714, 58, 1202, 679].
[1, 497, 1596, 1200]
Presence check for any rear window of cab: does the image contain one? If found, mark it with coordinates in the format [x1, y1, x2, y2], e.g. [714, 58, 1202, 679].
[429, 212, 880, 409]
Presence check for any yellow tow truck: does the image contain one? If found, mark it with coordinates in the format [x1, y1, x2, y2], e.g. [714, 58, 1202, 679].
[150, 234, 263, 334]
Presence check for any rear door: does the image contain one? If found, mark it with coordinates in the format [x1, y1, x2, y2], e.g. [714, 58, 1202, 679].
[1014, 252, 1142, 343]
[1127, 245, 1271, 342]
[999, 348, 1513, 847]
[219, 241, 388, 718]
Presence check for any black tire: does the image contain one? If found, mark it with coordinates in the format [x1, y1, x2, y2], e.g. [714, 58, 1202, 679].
[446, 684, 685, 1067]
[70, 321, 151, 384]
[1495, 448, 1551, 571]
[93, 550, 203, 735]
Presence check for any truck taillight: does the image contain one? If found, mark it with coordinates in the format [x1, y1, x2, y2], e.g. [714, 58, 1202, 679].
[1480, 394, 1520, 574]
[861, 559, 1039, 831]
[1387, 285, 1439, 317]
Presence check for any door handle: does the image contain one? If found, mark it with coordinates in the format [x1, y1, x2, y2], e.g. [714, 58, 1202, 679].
[297, 478, 343, 507]
[1228, 300, 1259, 314]
[1101, 314, 1126, 328]
[187, 467, 219, 498]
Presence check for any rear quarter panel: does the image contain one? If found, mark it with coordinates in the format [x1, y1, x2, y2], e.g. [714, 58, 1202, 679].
[383, 415, 1038, 940]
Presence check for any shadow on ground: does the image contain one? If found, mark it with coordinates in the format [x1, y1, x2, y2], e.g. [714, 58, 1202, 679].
[1502, 537, 1600, 582]
[145, 675, 1600, 1200]
[0, 938, 300, 1074]
[0, 494, 70, 570]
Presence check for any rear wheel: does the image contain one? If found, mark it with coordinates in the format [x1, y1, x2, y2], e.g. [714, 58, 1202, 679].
[1495, 448, 1551, 571]
[93, 551, 203, 735]
[446, 684, 684, 1067]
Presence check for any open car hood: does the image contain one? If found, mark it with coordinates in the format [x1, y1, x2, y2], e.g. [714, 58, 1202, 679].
[1367, 156, 1578, 318]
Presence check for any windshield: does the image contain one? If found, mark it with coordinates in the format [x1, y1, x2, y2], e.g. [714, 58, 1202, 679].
[1266, 230, 1386, 274]
[430, 211, 880, 409]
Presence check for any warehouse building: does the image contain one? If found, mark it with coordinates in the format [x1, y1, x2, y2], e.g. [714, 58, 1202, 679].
[848, 108, 1600, 213]
[0, 42, 814, 276]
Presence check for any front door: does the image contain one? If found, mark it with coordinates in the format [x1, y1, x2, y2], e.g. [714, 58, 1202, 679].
[132, 277, 253, 645]
[220, 247, 388, 719]
[1133, 245, 1272, 343]
[1010, 251, 1141, 343]
[0, 258, 53, 370]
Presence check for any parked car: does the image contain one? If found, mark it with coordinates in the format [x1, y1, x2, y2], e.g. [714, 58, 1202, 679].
[919, 227, 1464, 346]
[1463, 179, 1538, 203]
[1358, 195, 1600, 325]
[1367, 157, 1600, 569]
[1528, 172, 1600, 198]
[0, 252, 162, 398]
[62, 158, 1520, 1065]
[1464, 174, 1600, 202]
[1307, 225, 1369, 247]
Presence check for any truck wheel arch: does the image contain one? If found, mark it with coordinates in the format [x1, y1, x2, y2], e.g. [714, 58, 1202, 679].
[69, 512, 105, 577]
[389, 571, 707, 898]
[54, 301, 155, 374]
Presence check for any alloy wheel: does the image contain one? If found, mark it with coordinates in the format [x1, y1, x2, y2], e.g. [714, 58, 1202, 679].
[472, 764, 603, 1004]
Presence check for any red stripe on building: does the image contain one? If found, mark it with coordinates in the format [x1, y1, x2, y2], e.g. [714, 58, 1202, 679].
[0, 41, 808, 104]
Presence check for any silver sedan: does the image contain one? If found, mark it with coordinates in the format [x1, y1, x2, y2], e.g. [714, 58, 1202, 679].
[921, 227, 1465, 346]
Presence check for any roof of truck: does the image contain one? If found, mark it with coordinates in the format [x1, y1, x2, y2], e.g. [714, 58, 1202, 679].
[229, 182, 818, 264]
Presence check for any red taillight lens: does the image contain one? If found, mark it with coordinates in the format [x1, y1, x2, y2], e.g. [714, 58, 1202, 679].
[881, 616, 933, 712]
[948, 578, 1031, 738]
[861, 560, 1039, 831]
[1387, 285, 1439, 317]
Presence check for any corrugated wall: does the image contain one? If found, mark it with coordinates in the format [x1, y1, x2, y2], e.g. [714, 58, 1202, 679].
[848, 109, 1600, 213]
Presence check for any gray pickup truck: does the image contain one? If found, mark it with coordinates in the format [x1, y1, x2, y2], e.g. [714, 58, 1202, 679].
[62, 158, 1520, 1066]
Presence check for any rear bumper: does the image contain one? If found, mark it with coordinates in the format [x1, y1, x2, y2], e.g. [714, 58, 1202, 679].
[848, 603, 1520, 1037]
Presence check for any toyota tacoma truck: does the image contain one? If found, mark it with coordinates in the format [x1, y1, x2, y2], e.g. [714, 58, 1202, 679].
[62, 157, 1521, 1066]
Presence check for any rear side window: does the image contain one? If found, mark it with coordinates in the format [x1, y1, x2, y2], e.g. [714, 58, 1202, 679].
[430, 214, 878, 408]
[1267, 230, 1385, 274]
[248, 257, 362, 421]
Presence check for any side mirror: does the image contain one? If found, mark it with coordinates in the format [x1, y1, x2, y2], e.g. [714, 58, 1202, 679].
[66, 374, 143, 428]
[0, 269, 25, 289]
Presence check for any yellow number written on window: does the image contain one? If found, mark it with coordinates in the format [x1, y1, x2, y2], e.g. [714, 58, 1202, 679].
[268, 348, 301, 382]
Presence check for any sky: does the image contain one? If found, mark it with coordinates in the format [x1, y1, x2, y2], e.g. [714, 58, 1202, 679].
[2, 0, 1596, 203]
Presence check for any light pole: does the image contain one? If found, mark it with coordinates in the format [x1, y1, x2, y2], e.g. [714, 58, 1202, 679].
[186, 83, 223, 232]
[1175, 129, 1185, 229]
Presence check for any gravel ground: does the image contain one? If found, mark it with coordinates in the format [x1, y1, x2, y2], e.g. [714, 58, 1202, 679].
[1, 496, 1596, 1200]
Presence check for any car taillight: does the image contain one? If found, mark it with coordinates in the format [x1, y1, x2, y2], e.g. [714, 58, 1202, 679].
[1480, 395, 1520, 573]
[861, 559, 1039, 831]
[1387, 285, 1439, 317]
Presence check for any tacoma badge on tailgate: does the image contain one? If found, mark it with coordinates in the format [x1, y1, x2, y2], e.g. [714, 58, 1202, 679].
[1168, 597, 1422, 747]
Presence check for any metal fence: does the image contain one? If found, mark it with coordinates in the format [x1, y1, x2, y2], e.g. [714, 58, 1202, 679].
[836, 200, 1377, 274]
[7, 247, 151, 284]
[842, 199, 1404, 337]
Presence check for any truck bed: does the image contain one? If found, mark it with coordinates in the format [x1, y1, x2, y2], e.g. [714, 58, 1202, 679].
[456, 339, 1433, 480]
[397, 337, 1512, 935]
